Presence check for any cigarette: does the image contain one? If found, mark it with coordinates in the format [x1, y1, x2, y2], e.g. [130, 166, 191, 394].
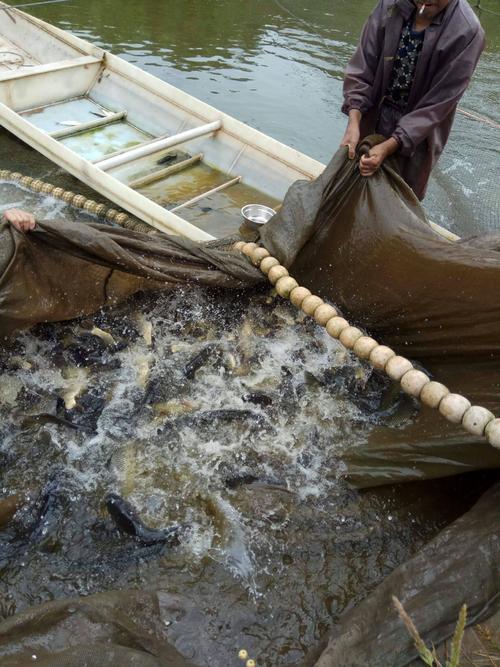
[418, 3, 425, 14]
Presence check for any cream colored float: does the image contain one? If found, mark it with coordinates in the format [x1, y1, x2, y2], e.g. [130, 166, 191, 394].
[234, 240, 500, 451]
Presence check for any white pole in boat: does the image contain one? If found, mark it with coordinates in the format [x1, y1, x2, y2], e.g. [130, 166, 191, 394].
[95, 120, 222, 172]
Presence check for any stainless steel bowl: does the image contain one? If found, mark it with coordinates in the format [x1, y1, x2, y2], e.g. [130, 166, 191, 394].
[241, 204, 276, 231]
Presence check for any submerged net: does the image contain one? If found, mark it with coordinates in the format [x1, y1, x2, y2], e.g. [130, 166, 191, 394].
[0, 136, 499, 665]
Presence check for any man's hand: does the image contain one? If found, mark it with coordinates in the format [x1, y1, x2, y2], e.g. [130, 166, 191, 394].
[359, 137, 399, 177]
[340, 109, 362, 159]
[3, 208, 36, 232]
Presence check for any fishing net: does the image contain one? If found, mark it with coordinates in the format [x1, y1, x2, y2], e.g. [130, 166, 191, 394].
[0, 135, 499, 665]
[428, 110, 500, 236]
[0, 590, 199, 667]
[3, 136, 500, 358]
[312, 481, 500, 667]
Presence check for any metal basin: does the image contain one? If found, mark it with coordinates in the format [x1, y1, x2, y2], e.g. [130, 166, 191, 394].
[241, 204, 276, 231]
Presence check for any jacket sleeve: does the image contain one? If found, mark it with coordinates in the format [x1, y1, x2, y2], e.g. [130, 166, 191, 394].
[392, 27, 485, 156]
[342, 0, 386, 116]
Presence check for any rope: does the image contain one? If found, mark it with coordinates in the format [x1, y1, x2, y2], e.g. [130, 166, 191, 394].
[2, 168, 499, 448]
[0, 51, 24, 64]
[475, 4, 500, 17]
[457, 107, 500, 129]
[2, 167, 498, 447]
[233, 241, 500, 452]
[5, 0, 73, 8]
[272, 0, 319, 31]
[0, 169, 154, 234]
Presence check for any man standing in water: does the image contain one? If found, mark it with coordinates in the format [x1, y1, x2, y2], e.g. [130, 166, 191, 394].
[340, 0, 485, 199]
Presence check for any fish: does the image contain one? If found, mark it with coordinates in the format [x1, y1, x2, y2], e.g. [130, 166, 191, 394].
[134, 313, 153, 346]
[157, 151, 179, 165]
[153, 398, 198, 418]
[57, 120, 80, 126]
[0, 374, 23, 408]
[29, 479, 66, 549]
[64, 331, 109, 366]
[63, 386, 106, 433]
[20, 412, 83, 431]
[136, 354, 151, 388]
[60, 366, 89, 410]
[224, 474, 290, 492]
[183, 344, 223, 380]
[107, 443, 140, 497]
[90, 326, 117, 347]
[172, 409, 275, 434]
[145, 371, 180, 405]
[105, 493, 186, 546]
[224, 474, 259, 489]
[242, 391, 274, 408]
[171, 342, 192, 353]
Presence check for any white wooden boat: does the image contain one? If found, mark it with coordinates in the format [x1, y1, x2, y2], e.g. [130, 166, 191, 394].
[0, 2, 457, 242]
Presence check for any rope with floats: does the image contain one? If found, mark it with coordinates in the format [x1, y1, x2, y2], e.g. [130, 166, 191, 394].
[0, 169, 153, 234]
[233, 240, 500, 452]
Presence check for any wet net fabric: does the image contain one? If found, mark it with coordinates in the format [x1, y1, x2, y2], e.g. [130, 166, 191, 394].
[260, 136, 500, 362]
[3, 137, 499, 488]
[0, 590, 198, 666]
[0, 218, 262, 337]
[312, 481, 500, 667]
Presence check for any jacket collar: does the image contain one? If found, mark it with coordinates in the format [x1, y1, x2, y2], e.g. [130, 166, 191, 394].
[393, 0, 459, 26]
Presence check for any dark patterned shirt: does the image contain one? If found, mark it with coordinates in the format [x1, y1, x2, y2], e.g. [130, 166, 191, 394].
[386, 18, 425, 110]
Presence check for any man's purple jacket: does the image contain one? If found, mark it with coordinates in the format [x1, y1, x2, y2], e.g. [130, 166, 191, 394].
[343, 0, 485, 199]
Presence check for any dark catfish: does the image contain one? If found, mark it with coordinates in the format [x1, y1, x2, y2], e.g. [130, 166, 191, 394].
[105, 493, 185, 546]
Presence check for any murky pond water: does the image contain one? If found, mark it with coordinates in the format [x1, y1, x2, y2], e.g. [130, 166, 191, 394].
[0, 0, 499, 664]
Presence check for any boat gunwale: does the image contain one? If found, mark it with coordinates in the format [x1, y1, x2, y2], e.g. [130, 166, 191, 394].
[0, 55, 101, 83]
[0, 1, 102, 59]
[100, 50, 324, 180]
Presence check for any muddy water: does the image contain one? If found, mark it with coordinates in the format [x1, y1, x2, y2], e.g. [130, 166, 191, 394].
[0, 0, 499, 664]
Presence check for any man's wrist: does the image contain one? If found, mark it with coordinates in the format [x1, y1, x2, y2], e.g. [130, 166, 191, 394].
[348, 109, 362, 125]
[382, 137, 399, 157]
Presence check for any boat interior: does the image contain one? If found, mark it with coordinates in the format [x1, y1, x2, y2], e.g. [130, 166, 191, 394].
[0, 4, 323, 239]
